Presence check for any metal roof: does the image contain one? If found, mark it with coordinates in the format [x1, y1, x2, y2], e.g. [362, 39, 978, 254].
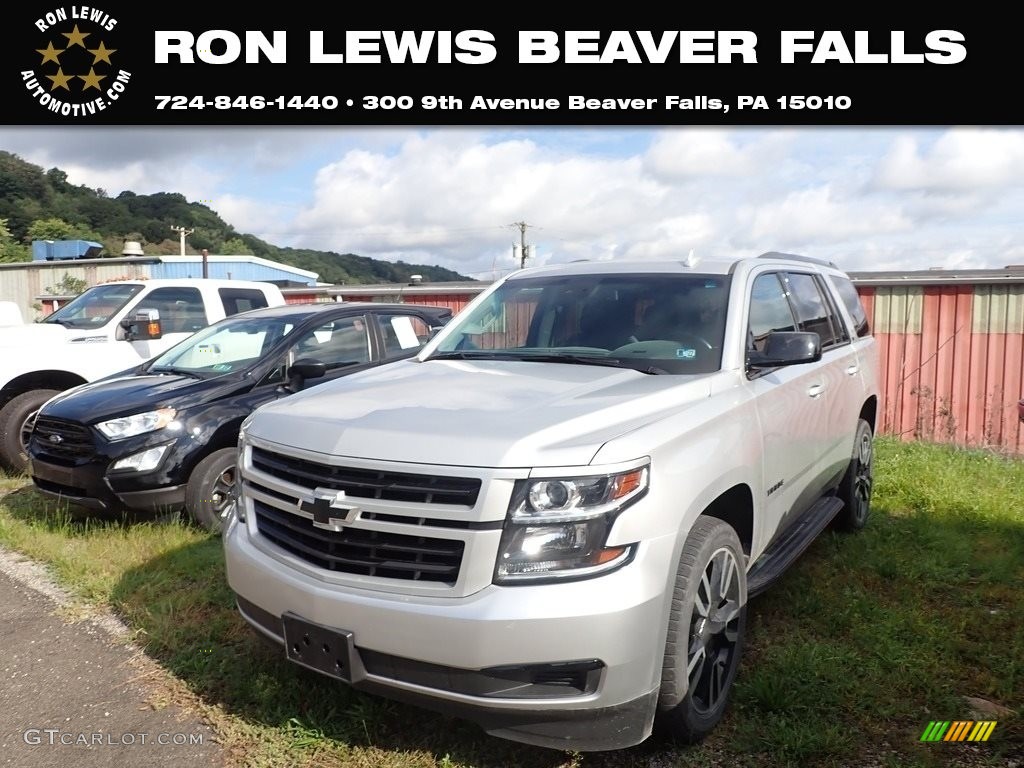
[849, 268, 1024, 286]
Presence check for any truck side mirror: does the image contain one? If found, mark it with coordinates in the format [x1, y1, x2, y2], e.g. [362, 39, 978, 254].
[748, 331, 821, 368]
[121, 308, 163, 341]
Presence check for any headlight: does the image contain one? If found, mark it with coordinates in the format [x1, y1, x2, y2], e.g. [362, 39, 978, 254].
[495, 465, 648, 583]
[111, 445, 168, 472]
[96, 407, 176, 440]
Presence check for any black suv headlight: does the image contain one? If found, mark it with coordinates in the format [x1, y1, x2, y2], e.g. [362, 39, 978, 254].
[494, 464, 648, 583]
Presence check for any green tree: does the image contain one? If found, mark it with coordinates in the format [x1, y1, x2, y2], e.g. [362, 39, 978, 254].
[0, 218, 29, 263]
[221, 236, 254, 255]
[44, 272, 88, 296]
[25, 216, 102, 244]
[26, 217, 75, 241]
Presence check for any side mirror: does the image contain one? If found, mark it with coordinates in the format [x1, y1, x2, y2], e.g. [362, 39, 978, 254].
[120, 308, 162, 341]
[748, 331, 821, 368]
[288, 358, 327, 390]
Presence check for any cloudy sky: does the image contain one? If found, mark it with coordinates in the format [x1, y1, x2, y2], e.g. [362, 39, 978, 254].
[1, 126, 1021, 279]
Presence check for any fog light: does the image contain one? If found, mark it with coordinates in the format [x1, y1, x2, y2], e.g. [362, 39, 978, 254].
[111, 445, 168, 472]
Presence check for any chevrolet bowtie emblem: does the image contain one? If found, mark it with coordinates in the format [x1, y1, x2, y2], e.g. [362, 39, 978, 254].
[297, 488, 359, 532]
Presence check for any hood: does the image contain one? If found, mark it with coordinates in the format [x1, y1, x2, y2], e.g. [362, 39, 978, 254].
[247, 359, 713, 468]
[0, 323, 82, 346]
[41, 372, 243, 424]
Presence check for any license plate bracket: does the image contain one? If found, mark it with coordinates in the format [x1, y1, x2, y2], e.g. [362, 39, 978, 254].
[282, 612, 366, 684]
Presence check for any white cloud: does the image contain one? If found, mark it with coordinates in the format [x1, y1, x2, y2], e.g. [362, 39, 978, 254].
[875, 129, 1024, 191]
[644, 130, 757, 179]
[748, 184, 912, 244]
[52, 159, 222, 201]
[291, 134, 668, 274]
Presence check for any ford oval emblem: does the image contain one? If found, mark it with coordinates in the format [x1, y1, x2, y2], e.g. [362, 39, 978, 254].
[48, 434, 64, 444]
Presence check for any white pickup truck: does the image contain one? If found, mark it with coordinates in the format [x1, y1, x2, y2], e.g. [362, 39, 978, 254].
[225, 253, 879, 751]
[0, 278, 285, 473]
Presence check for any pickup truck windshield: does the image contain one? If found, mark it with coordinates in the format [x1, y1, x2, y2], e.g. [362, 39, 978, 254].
[147, 314, 297, 377]
[430, 272, 730, 375]
[42, 283, 144, 329]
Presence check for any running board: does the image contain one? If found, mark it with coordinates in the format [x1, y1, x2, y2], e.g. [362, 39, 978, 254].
[746, 496, 844, 598]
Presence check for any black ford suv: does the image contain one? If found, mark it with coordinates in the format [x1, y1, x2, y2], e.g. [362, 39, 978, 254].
[28, 301, 451, 531]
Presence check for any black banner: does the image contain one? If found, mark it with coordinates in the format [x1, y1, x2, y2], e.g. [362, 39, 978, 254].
[0, 4, 1012, 126]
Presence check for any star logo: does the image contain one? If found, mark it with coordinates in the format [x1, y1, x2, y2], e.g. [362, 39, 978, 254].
[78, 68, 106, 91]
[36, 41, 64, 65]
[46, 67, 73, 91]
[23, 8, 130, 118]
[61, 24, 89, 48]
[87, 41, 115, 65]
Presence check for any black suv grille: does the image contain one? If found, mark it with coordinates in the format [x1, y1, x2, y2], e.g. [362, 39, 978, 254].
[254, 500, 464, 583]
[32, 417, 94, 461]
[250, 447, 481, 506]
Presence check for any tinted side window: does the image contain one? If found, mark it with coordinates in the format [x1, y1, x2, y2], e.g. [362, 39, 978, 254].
[289, 316, 371, 371]
[829, 275, 870, 337]
[141, 287, 208, 333]
[220, 288, 270, 316]
[783, 273, 841, 349]
[748, 273, 796, 352]
[377, 313, 432, 358]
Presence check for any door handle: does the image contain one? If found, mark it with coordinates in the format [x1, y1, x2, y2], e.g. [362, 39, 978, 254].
[807, 384, 824, 398]
[846, 364, 859, 376]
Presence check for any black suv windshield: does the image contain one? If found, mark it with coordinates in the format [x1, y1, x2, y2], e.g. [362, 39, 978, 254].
[42, 283, 144, 329]
[147, 315, 298, 377]
[430, 272, 730, 375]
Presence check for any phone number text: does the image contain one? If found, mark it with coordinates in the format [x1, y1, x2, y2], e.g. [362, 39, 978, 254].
[154, 96, 341, 110]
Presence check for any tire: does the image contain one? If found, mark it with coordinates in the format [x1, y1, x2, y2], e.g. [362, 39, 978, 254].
[185, 448, 238, 534]
[835, 418, 874, 532]
[0, 389, 60, 475]
[656, 516, 748, 744]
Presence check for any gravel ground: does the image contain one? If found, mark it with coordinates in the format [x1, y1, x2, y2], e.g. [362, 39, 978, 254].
[0, 546, 223, 768]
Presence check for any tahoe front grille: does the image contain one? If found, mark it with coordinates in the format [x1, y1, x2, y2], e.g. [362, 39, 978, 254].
[253, 499, 464, 583]
[250, 447, 481, 506]
[32, 416, 94, 461]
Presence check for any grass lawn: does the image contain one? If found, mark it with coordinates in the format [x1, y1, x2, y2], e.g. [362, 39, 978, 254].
[0, 437, 1021, 767]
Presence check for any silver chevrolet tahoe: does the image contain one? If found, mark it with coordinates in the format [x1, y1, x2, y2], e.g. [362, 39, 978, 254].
[223, 253, 879, 751]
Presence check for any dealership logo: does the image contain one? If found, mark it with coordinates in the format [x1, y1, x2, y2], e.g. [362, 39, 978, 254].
[20, 6, 131, 118]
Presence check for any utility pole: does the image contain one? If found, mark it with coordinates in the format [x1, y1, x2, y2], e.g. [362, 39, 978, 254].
[509, 221, 533, 269]
[170, 225, 194, 257]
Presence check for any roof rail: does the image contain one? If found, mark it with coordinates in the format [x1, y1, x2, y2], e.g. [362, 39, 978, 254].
[758, 251, 837, 269]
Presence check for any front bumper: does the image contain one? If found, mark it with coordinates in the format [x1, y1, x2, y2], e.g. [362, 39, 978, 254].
[31, 454, 187, 513]
[225, 517, 675, 750]
[29, 432, 193, 513]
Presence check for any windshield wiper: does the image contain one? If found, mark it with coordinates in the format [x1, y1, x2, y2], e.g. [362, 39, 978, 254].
[42, 317, 75, 328]
[427, 350, 507, 361]
[148, 366, 205, 379]
[513, 353, 668, 375]
[428, 350, 666, 374]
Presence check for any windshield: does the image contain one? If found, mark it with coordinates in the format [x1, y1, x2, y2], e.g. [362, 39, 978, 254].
[430, 272, 730, 375]
[146, 314, 298, 377]
[43, 283, 144, 328]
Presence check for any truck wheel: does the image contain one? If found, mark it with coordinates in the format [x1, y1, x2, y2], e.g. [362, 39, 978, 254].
[835, 419, 874, 531]
[0, 389, 60, 474]
[185, 448, 238, 534]
[656, 517, 747, 744]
